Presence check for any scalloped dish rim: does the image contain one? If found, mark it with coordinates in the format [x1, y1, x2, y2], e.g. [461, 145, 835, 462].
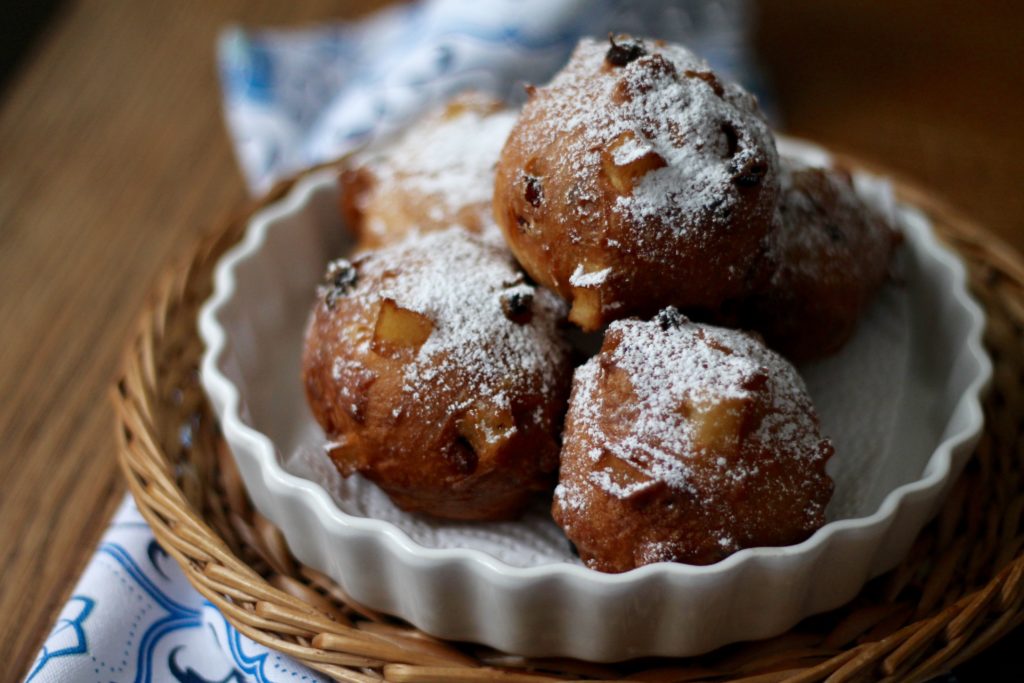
[197, 138, 992, 653]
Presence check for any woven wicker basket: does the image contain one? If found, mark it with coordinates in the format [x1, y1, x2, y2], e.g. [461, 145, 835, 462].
[114, 159, 1024, 682]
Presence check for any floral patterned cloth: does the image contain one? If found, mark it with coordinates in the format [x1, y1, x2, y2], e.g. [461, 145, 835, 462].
[28, 2, 759, 680]
[26, 497, 326, 682]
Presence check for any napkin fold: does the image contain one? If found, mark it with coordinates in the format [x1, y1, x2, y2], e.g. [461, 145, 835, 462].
[29, 1, 757, 680]
[26, 497, 326, 682]
[219, 0, 764, 194]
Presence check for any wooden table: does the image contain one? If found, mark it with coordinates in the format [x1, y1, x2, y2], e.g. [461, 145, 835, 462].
[1, 1, 1020, 679]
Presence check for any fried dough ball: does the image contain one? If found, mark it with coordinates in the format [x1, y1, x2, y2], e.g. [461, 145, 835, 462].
[302, 228, 572, 520]
[340, 92, 517, 250]
[737, 160, 900, 361]
[494, 36, 780, 331]
[552, 310, 834, 572]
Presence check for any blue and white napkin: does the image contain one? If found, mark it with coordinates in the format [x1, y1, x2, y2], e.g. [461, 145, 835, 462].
[28, 2, 757, 680]
[219, 0, 763, 193]
[26, 497, 325, 682]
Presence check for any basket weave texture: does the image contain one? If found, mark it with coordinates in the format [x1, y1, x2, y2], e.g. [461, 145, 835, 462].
[114, 163, 1024, 683]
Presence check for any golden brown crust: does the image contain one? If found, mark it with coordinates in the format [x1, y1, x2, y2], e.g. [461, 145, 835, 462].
[552, 312, 834, 571]
[493, 37, 780, 331]
[737, 162, 900, 361]
[302, 228, 572, 520]
[339, 92, 516, 251]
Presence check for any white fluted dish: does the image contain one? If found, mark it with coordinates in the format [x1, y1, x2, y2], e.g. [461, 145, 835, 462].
[199, 139, 991, 661]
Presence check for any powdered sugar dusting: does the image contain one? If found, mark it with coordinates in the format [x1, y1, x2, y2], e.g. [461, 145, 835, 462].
[333, 227, 568, 415]
[611, 133, 654, 165]
[569, 264, 613, 287]
[354, 101, 516, 219]
[521, 37, 776, 250]
[565, 318, 827, 504]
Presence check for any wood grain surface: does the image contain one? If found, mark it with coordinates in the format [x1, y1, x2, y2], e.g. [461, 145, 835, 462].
[0, 1, 1020, 680]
